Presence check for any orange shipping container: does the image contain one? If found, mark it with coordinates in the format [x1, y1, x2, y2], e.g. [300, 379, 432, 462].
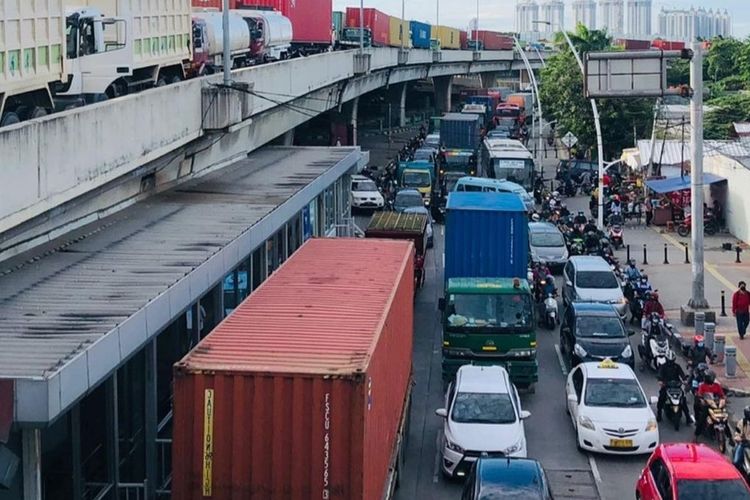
[172, 238, 415, 500]
[388, 17, 412, 48]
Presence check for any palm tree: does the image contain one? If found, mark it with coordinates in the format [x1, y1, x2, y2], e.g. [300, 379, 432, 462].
[553, 23, 612, 54]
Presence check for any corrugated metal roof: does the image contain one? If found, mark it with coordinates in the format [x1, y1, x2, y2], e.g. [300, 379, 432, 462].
[0, 146, 360, 422]
[177, 238, 413, 375]
[636, 139, 750, 167]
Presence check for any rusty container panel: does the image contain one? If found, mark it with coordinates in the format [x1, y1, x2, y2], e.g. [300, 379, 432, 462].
[172, 238, 414, 500]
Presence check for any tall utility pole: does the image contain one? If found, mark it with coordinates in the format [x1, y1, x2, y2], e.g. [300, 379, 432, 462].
[222, 0, 231, 85]
[401, 0, 405, 49]
[474, 0, 479, 52]
[513, 36, 544, 175]
[359, 0, 364, 53]
[689, 41, 708, 309]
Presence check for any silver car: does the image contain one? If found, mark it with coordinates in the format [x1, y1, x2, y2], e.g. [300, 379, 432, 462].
[528, 222, 568, 270]
[562, 256, 628, 318]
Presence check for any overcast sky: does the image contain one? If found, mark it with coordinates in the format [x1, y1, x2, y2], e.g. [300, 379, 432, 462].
[332, 1, 749, 38]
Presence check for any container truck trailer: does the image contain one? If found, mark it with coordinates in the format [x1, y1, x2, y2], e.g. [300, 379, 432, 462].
[0, 0, 191, 125]
[172, 238, 415, 500]
[439, 192, 537, 389]
[466, 30, 514, 51]
[345, 7, 390, 47]
[189, 11, 253, 77]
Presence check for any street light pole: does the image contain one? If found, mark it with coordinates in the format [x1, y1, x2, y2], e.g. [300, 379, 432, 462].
[474, 0, 479, 53]
[401, 0, 405, 49]
[514, 36, 544, 178]
[688, 41, 708, 309]
[359, 0, 364, 53]
[535, 20, 606, 229]
[222, 0, 231, 86]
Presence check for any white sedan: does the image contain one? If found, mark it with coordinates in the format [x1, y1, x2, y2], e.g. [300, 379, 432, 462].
[565, 359, 659, 455]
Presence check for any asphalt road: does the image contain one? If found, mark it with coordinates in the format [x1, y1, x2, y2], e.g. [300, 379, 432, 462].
[355, 195, 699, 500]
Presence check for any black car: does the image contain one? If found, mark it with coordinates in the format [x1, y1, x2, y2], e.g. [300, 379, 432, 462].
[559, 302, 635, 368]
[461, 457, 554, 500]
[555, 159, 597, 183]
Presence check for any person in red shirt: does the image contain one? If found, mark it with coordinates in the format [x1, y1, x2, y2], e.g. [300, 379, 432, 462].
[733, 281, 750, 340]
[694, 370, 726, 440]
[643, 292, 665, 318]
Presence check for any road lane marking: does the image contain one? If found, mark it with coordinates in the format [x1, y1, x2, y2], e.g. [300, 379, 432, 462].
[433, 431, 442, 483]
[555, 344, 569, 375]
[441, 226, 444, 237]
[587, 454, 604, 500]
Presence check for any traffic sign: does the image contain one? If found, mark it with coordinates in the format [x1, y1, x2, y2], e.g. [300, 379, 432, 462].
[561, 131, 578, 149]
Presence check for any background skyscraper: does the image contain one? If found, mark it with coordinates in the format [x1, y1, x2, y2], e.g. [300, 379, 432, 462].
[599, 0, 624, 36]
[657, 7, 731, 41]
[516, 0, 540, 40]
[572, 0, 597, 30]
[626, 0, 652, 37]
[540, 0, 565, 35]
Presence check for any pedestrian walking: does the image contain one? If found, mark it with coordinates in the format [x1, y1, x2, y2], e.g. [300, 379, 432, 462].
[645, 194, 653, 227]
[733, 281, 750, 340]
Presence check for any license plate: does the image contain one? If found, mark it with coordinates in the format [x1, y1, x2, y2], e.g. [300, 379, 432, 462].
[609, 439, 633, 448]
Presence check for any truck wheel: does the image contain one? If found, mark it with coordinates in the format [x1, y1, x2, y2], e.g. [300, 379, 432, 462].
[0, 112, 20, 127]
[155, 77, 167, 87]
[169, 75, 182, 85]
[21, 107, 47, 120]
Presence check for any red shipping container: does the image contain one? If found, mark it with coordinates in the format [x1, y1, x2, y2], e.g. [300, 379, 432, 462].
[469, 30, 514, 51]
[614, 38, 651, 50]
[460, 30, 468, 50]
[172, 238, 415, 500]
[345, 7, 390, 47]
[192, 0, 333, 44]
[651, 39, 686, 51]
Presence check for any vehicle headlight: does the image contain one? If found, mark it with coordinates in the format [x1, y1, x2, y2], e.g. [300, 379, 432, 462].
[621, 345, 633, 358]
[579, 415, 596, 431]
[574, 343, 588, 358]
[504, 441, 522, 455]
[645, 419, 657, 432]
[446, 439, 464, 453]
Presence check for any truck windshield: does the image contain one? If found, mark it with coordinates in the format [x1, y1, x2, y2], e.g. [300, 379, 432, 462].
[496, 108, 520, 118]
[447, 293, 533, 329]
[403, 171, 431, 188]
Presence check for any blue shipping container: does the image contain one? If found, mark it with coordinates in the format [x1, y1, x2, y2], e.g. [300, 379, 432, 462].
[440, 113, 482, 151]
[410, 21, 431, 49]
[444, 192, 529, 282]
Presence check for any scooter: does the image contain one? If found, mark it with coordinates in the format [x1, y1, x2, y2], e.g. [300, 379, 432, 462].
[663, 380, 688, 431]
[702, 394, 730, 454]
[544, 293, 559, 330]
[608, 222, 624, 249]
[569, 237, 585, 256]
[677, 214, 718, 237]
[639, 325, 672, 372]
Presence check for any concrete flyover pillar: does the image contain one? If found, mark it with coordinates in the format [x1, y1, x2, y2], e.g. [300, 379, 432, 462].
[282, 128, 295, 146]
[433, 76, 453, 114]
[480, 71, 499, 89]
[398, 83, 407, 128]
[350, 97, 359, 146]
[22, 429, 41, 500]
[519, 68, 532, 89]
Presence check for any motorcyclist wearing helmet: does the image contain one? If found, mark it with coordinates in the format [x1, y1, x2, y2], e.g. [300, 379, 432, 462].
[634, 275, 653, 301]
[542, 274, 557, 297]
[584, 231, 600, 253]
[531, 213, 541, 222]
[583, 218, 598, 235]
[559, 202, 570, 217]
[573, 211, 587, 226]
[624, 260, 641, 282]
[688, 335, 711, 368]
[734, 406, 750, 469]
[642, 292, 665, 330]
[694, 370, 726, 439]
[656, 350, 690, 424]
[610, 195, 623, 216]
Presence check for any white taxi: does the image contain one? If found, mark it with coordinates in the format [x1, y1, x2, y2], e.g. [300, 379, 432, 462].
[565, 359, 659, 455]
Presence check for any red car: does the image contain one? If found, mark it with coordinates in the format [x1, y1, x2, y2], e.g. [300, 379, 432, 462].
[636, 443, 750, 499]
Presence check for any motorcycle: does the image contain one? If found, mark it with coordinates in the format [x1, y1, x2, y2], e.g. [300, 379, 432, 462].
[638, 324, 672, 372]
[569, 237, 585, 256]
[677, 214, 718, 237]
[733, 439, 750, 480]
[701, 394, 729, 454]
[544, 293, 559, 330]
[689, 362, 710, 395]
[608, 215, 624, 249]
[663, 380, 688, 431]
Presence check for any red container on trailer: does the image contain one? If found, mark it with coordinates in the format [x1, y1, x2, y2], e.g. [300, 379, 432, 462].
[469, 30, 514, 50]
[460, 30, 468, 50]
[651, 39, 686, 51]
[172, 238, 415, 500]
[345, 7, 390, 47]
[192, 0, 334, 44]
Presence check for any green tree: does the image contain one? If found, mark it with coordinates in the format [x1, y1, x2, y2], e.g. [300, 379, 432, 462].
[667, 59, 690, 87]
[705, 38, 743, 82]
[540, 25, 653, 159]
[704, 93, 750, 139]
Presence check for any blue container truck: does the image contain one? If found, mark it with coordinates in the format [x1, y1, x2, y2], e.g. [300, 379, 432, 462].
[439, 192, 537, 389]
[409, 21, 431, 49]
[466, 96, 496, 126]
[439, 113, 482, 151]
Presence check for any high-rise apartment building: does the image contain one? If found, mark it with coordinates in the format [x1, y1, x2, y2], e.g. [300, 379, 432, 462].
[657, 8, 731, 41]
[626, 0, 652, 36]
[572, 0, 597, 30]
[516, 0, 540, 33]
[599, 0, 624, 35]
[540, 0, 565, 34]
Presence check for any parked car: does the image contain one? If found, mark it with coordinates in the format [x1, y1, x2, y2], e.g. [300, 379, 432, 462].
[562, 256, 627, 317]
[566, 360, 658, 455]
[528, 222, 568, 270]
[403, 206, 434, 248]
[559, 302, 635, 369]
[636, 443, 750, 499]
[556, 159, 598, 183]
[393, 188, 425, 212]
[350, 174, 384, 210]
[461, 457, 555, 499]
[436, 365, 531, 478]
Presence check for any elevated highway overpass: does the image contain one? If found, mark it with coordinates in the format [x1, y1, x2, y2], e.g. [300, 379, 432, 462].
[0, 47, 546, 262]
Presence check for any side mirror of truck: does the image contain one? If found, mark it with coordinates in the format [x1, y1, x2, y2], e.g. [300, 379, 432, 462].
[438, 298, 445, 311]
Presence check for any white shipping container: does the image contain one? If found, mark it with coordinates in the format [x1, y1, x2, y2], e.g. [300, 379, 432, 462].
[77, 0, 192, 67]
[0, 0, 66, 94]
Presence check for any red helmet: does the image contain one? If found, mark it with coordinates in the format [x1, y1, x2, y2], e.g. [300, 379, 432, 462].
[694, 335, 705, 347]
[651, 292, 659, 301]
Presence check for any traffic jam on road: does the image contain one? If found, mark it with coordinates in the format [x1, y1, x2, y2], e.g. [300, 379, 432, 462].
[351, 88, 750, 499]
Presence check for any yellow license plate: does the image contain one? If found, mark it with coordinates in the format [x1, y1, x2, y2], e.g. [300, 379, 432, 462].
[609, 439, 633, 448]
